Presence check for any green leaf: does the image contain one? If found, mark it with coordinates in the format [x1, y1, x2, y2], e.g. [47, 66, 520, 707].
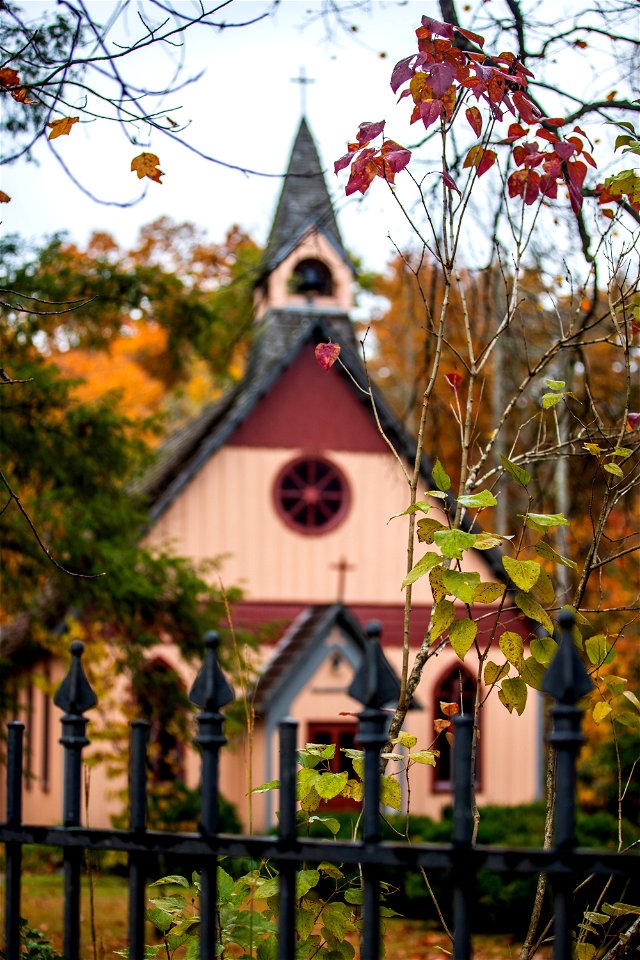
[542, 391, 563, 409]
[613, 446, 632, 458]
[531, 567, 555, 605]
[583, 442, 602, 455]
[484, 660, 510, 685]
[296, 870, 320, 899]
[251, 779, 280, 793]
[380, 774, 402, 810]
[393, 730, 417, 749]
[431, 598, 456, 641]
[307, 815, 341, 835]
[408, 749, 438, 766]
[593, 701, 612, 724]
[603, 461, 623, 477]
[499, 677, 528, 715]
[150, 875, 190, 888]
[321, 901, 352, 939]
[499, 631, 524, 668]
[319, 861, 344, 879]
[535, 539, 578, 570]
[299, 743, 335, 766]
[254, 875, 281, 899]
[434, 528, 477, 559]
[315, 771, 349, 799]
[603, 902, 640, 917]
[601, 675, 626, 697]
[531, 635, 558, 666]
[430, 564, 446, 603]
[443, 569, 480, 603]
[297, 768, 320, 800]
[502, 556, 541, 591]
[623, 689, 640, 711]
[145, 908, 175, 933]
[401, 551, 442, 589]
[523, 511, 569, 530]
[521, 656, 545, 690]
[473, 532, 506, 550]
[585, 634, 615, 666]
[344, 889, 364, 905]
[515, 592, 553, 635]
[148, 896, 186, 912]
[545, 378, 566, 390]
[501, 455, 531, 487]
[473, 581, 505, 604]
[457, 489, 497, 509]
[217, 867, 235, 901]
[575, 944, 597, 960]
[432, 458, 451, 492]
[449, 617, 477, 659]
[389, 500, 431, 520]
[417, 517, 447, 543]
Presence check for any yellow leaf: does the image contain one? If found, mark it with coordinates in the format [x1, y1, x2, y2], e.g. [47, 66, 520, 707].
[131, 152, 164, 183]
[47, 116, 79, 140]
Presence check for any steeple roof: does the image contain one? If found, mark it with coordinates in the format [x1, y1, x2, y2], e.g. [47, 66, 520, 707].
[261, 117, 351, 276]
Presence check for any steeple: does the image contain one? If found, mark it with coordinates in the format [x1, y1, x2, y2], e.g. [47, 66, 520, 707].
[261, 117, 350, 276]
[254, 117, 355, 321]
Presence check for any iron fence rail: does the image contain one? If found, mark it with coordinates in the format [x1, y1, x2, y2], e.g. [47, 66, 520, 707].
[2, 615, 639, 960]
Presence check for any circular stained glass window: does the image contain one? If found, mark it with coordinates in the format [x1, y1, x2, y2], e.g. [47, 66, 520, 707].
[274, 457, 349, 533]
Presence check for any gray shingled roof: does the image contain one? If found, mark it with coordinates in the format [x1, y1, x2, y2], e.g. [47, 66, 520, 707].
[260, 117, 352, 278]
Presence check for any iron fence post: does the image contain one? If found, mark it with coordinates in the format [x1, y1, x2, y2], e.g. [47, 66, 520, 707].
[128, 719, 150, 960]
[190, 630, 234, 960]
[4, 721, 25, 960]
[278, 717, 298, 960]
[541, 610, 593, 960]
[53, 640, 98, 960]
[349, 621, 401, 960]
[452, 712, 474, 960]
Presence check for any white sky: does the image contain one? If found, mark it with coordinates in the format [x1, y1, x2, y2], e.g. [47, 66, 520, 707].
[1, 0, 636, 274]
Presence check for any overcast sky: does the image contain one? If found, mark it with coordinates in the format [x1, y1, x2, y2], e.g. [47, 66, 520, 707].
[2, 1, 635, 274]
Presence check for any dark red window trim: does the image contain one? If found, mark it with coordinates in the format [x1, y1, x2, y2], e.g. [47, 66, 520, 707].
[274, 456, 350, 535]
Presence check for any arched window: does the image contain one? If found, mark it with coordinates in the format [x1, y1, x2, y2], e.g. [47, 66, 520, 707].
[432, 665, 480, 791]
[274, 456, 350, 534]
[133, 658, 186, 783]
[290, 258, 333, 297]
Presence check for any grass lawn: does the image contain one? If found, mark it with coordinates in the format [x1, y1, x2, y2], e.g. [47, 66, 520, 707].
[1, 873, 552, 959]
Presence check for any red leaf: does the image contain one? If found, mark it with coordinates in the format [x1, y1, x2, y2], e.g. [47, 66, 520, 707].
[466, 106, 482, 137]
[419, 99, 443, 130]
[426, 62, 456, 97]
[477, 148, 497, 177]
[356, 120, 385, 145]
[545, 118, 565, 127]
[507, 122, 528, 142]
[445, 372, 462, 392]
[442, 170, 460, 194]
[508, 169, 528, 198]
[345, 148, 377, 195]
[334, 151, 354, 175]
[537, 128, 559, 144]
[391, 54, 422, 94]
[554, 141, 577, 161]
[524, 170, 541, 205]
[512, 91, 542, 124]
[420, 15, 454, 39]
[315, 342, 341, 371]
[455, 26, 485, 47]
[627, 413, 640, 430]
[379, 140, 412, 176]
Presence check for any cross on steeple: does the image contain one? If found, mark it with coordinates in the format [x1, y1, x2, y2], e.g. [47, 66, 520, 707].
[290, 66, 315, 116]
[331, 556, 355, 602]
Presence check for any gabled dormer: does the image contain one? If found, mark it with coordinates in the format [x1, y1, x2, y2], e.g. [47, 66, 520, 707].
[254, 118, 355, 318]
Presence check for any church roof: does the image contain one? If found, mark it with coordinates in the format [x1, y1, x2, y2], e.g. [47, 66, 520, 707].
[259, 117, 352, 279]
[139, 315, 506, 587]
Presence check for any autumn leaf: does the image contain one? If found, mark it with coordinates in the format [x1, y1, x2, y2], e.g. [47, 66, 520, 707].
[465, 106, 482, 138]
[131, 152, 164, 183]
[47, 116, 79, 140]
[0, 67, 20, 89]
[0, 191, 10, 203]
[627, 413, 640, 430]
[315, 342, 340, 371]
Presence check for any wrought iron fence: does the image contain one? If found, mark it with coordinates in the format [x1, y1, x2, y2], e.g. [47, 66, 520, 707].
[2, 612, 638, 960]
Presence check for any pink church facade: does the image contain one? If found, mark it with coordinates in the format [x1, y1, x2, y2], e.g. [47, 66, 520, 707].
[1, 119, 542, 832]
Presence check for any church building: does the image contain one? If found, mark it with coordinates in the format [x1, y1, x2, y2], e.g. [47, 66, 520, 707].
[2, 119, 542, 831]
